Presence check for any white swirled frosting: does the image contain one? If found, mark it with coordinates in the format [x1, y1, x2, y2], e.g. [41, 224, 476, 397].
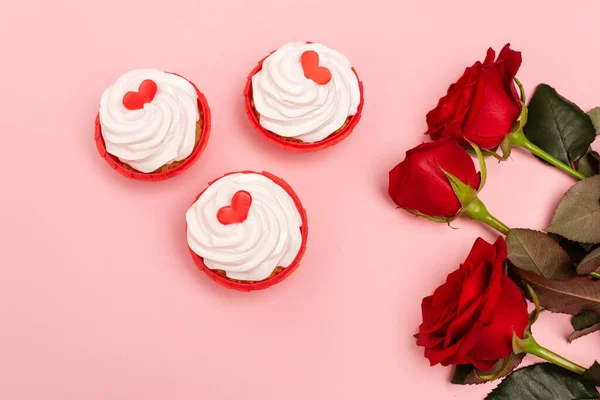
[251, 42, 361, 143]
[186, 173, 303, 281]
[99, 69, 199, 173]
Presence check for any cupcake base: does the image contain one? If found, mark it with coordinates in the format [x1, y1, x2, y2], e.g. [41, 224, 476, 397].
[187, 171, 308, 292]
[248, 97, 352, 145]
[212, 266, 284, 283]
[243, 51, 364, 152]
[95, 73, 211, 181]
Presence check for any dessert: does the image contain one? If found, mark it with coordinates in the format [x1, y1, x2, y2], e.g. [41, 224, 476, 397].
[95, 69, 211, 181]
[186, 171, 308, 291]
[244, 42, 364, 151]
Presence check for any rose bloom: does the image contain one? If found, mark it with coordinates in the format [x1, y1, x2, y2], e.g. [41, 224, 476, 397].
[388, 137, 480, 218]
[416, 237, 529, 371]
[425, 44, 522, 149]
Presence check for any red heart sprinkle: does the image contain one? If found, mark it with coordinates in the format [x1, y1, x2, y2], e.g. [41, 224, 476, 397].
[301, 50, 332, 85]
[217, 191, 253, 225]
[122, 79, 158, 110]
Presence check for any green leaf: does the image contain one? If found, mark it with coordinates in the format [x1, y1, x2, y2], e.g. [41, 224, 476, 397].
[584, 362, 600, 386]
[576, 150, 600, 178]
[551, 236, 592, 266]
[513, 269, 600, 316]
[569, 322, 600, 343]
[451, 353, 525, 385]
[547, 175, 600, 244]
[588, 107, 600, 134]
[578, 248, 600, 275]
[452, 364, 475, 385]
[507, 229, 574, 280]
[583, 244, 598, 252]
[569, 311, 600, 342]
[523, 84, 596, 165]
[485, 363, 599, 399]
[572, 311, 600, 330]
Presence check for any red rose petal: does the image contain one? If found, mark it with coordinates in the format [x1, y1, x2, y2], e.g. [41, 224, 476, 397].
[468, 276, 529, 363]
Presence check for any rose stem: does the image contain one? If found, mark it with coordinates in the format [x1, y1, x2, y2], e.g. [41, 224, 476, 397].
[520, 335, 586, 375]
[509, 130, 586, 180]
[463, 197, 510, 235]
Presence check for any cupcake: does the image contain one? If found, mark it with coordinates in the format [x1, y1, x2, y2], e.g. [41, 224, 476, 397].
[186, 171, 308, 291]
[95, 69, 211, 181]
[244, 42, 364, 152]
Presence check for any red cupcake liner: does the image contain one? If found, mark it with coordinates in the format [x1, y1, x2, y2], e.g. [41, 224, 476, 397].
[95, 73, 212, 181]
[243, 49, 365, 152]
[187, 171, 309, 292]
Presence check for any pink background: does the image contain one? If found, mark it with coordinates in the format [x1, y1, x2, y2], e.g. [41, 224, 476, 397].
[1, 0, 599, 398]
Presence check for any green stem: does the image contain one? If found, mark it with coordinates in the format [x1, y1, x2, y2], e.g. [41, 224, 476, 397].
[463, 197, 510, 235]
[518, 335, 586, 375]
[509, 130, 585, 180]
[589, 272, 600, 280]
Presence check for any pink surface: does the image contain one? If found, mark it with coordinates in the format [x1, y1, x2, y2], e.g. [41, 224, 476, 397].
[1, 0, 599, 399]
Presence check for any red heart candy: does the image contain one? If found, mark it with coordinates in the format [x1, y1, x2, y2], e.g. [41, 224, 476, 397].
[217, 191, 253, 225]
[122, 79, 158, 110]
[301, 50, 332, 85]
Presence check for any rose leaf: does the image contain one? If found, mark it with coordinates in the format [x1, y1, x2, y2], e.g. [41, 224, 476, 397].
[547, 175, 600, 244]
[567, 311, 600, 342]
[523, 84, 595, 165]
[569, 322, 600, 343]
[584, 362, 600, 386]
[578, 247, 600, 275]
[451, 353, 526, 385]
[513, 269, 600, 316]
[485, 363, 599, 400]
[507, 229, 574, 280]
[550, 235, 593, 266]
[588, 107, 600, 134]
[572, 310, 600, 330]
[576, 150, 600, 178]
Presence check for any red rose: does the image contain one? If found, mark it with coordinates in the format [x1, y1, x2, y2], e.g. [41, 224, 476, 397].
[416, 237, 528, 371]
[425, 44, 522, 149]
[388, 137, 481, 218]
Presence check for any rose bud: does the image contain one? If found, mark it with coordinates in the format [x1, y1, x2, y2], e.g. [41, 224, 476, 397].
[389, 138, 480, 218]
[388, 138, 509, 234]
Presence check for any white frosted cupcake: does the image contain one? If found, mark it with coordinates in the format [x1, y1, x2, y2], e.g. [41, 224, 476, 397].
[244, 42, 364, 152]
[186, 171, 308, 291]
[95, 69, 211, 181]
